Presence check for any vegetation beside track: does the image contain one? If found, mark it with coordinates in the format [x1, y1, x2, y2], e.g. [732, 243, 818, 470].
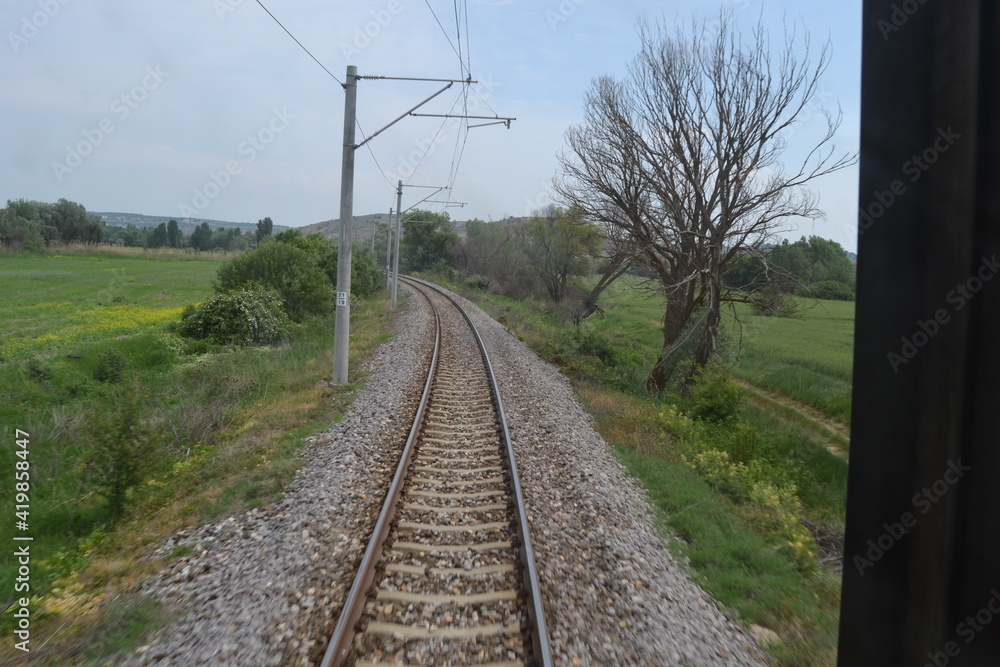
[457, 279, 848, 666]
[0, 250, 399, 665]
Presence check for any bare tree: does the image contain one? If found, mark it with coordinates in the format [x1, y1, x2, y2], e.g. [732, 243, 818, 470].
[557, 10, 856, 390]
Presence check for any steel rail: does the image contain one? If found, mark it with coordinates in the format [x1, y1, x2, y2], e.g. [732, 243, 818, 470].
[320, 287, 442, 667]
[401, 276, 553, 667]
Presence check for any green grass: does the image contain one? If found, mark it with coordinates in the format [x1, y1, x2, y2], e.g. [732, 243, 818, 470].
[0, 251, 401, 664]
[616, 447, 840, 665]
[726, 299, 855, 422]
[576, 278, 855, 422]
[1, 253, 221, 361]
[458, 279, 848, 666]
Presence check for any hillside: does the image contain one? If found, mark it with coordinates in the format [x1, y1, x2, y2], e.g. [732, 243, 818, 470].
[299, 213, 391, 241]
[94, 212, 288, 235]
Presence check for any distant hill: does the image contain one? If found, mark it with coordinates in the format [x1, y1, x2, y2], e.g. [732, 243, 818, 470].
[299, 213, 391, 241]
[94, 212, 288, 236]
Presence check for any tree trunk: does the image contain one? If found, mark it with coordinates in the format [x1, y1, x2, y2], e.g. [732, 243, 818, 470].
[573, 255, 632, 323]
[694, 259, 723, 368]
[644, 284, 699, 391]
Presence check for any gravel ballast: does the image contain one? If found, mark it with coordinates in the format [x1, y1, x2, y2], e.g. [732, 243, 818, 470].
[121, 285, 765, 666]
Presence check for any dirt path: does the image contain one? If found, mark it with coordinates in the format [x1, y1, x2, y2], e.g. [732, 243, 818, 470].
[732, 378, 850, 460]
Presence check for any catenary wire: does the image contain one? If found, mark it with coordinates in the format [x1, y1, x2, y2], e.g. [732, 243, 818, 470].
[253, 0, 343, 86]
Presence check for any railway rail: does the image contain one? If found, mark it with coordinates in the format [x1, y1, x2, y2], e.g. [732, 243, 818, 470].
[321, 277, 552, 666]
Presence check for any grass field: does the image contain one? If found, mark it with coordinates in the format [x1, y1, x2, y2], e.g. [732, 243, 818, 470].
[1, 253, 221, 361]
[0, 250, 398, 663]
[727, 300, 855, 423]
[580, 278, 855, 424]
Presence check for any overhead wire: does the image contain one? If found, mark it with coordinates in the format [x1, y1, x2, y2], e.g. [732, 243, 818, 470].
[253, 0, 343, 86]
[404, 90, 464, 188]
[422, 0, 464, 67]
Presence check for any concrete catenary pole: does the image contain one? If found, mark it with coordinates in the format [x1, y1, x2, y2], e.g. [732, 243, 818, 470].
[332, 65, 357, 384]
[391, 179, 403, 309]
[385, 208, 393, 290]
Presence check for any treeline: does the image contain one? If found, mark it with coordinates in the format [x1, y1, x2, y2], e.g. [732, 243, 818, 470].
[0, 198, 105, 251]
[395, 207, 856, 320]
[0, 198, 276, 253]
[379, 206, 606, 311]
[725, 236, 857, 303]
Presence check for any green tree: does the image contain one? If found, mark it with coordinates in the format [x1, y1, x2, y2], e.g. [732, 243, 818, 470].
[46, 198, 104, 243]
[271, 228, 382, 299]
[215, 242, 333, 321]
[256, 216, 273, 245]
[83, 389, 163, 520]
[400, 209, 458, 273]
[518, 206, 604, 303]
[190, 222, 213, 251]
[166, 219, 181, 247]
[454, 219, 528, 295]
[0, 201, 45, 252]
[148, 222, 168, 248]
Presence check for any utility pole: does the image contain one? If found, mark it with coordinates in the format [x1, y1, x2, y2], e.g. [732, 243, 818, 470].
[330, 68, 515, 381]
[332, 65, 357, 385]
[385, 207, 393, 290]
[391, 180, 403, 309]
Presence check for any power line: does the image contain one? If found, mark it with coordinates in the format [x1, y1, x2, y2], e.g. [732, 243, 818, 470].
[422, 0, 463, 69]
[253, 0, 343, 86]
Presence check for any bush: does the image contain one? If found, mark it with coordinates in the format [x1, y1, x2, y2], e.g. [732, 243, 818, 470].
[26, 357, 52, 382]
[215, 242, 333, 321]
[269, 230, 382, 301]
[94, 349, 127, 383]
[83, 388, 164, 520]
[462, 275, 491, 291]
[574, 327, 620, 366]
[178, 285, 291, 346]
[686, 361, 741, 422]
[349, 245, 383, 300]
[683, 448, 816, 571]
[806, 280, 855, 301]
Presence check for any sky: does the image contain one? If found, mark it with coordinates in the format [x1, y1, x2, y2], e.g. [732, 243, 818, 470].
[1, 0, 862, 251]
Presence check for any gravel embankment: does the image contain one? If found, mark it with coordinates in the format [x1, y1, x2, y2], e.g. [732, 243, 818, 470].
[121, 285, 765, 666]
[121, 298, 433, 666]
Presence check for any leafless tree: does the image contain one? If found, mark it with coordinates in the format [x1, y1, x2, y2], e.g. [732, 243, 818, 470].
[557, 10, 856, 390]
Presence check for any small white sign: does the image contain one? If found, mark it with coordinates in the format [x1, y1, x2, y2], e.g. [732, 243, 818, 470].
[337, 291, 348, 307]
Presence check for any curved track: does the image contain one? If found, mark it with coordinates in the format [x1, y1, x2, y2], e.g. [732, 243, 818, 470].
[322, 277, 551, 666]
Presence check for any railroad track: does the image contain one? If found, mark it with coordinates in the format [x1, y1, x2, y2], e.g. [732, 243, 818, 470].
[321, 277, 551, 667]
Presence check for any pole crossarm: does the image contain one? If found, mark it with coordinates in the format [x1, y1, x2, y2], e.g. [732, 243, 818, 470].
[355, 83, 454, 149]
[358, 75, 476, 84]
[409, 112, 516, 129]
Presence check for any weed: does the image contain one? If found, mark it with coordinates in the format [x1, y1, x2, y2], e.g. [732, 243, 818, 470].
[93, 349, 127, 383]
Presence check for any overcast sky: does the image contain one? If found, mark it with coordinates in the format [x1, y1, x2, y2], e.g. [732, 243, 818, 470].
[2, 0, 862, 251]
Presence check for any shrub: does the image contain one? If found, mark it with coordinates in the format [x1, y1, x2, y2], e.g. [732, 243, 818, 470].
[462, 275, 491, 291]
[683, 448, 816, 571]
[270, 230, 383, 301]
[26, 357, 52, 382]
[574, 327, 619, 365]
[687, 361, 741, 422]
[178, 285, 291, 346]
[83, 388, 164, 520]
[215, 242, 333, 321]
[349, 245, 383, 300]
[806, 280, 855, 301]
[94, 349, 127, 383]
